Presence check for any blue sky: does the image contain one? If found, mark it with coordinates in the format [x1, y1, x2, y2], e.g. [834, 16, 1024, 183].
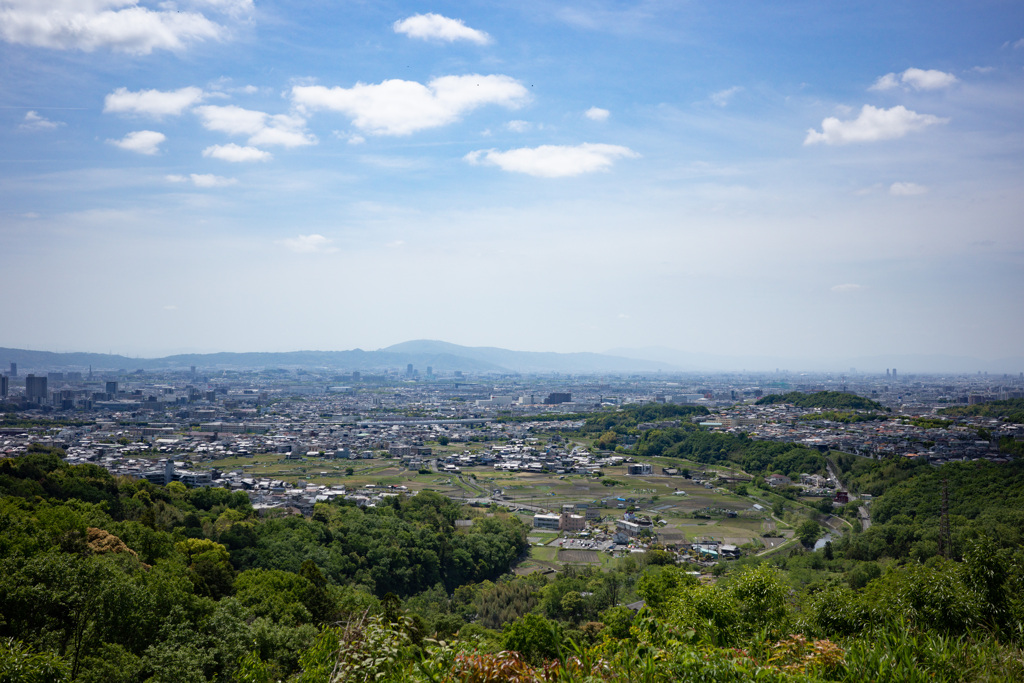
[2, 0, 1023, 365]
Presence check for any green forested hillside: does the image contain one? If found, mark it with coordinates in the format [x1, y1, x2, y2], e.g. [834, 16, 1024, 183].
[2, 446, 1024, 682]
[938, 398, 1024, 424]
[756, 391, 885, 411]
[634, 425, 828, 478]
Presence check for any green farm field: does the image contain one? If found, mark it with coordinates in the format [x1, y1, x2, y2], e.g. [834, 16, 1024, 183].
[194, 451, 782, 551]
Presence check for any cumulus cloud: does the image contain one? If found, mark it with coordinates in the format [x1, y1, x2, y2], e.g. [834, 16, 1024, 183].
[710, 86, 742, 107]
[292, 74, 529, 136]
[831, 284, 865, 293]
[0, 0, 226, 54]
[464, 142, 639, 177]
[108, 129, 165, 154]
[19, 110, 62, 130]
[804, 105, 947, 145]
[870, 68, 958, 91]
[393, 13, 491, 45]
[869, 73, 900, 91]
[278, 234, 337, 254]
[194, 105, 316, 147]
[104, 86, 204, 118]
[166, 173, 237, 187]
[890, 181, 928, 196]
[202, 143, 271, 162]
[584, 106, 610, 121]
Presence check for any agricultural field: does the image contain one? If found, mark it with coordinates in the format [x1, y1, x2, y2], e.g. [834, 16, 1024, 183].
[191, 448, 824, 566]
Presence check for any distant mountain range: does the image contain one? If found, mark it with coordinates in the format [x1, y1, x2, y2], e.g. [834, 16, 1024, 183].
[0, 341, 674, 375]
[1, 341, 1019, 375]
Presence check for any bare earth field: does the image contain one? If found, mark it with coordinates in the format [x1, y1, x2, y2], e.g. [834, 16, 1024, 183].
[558, 549, 601, 563]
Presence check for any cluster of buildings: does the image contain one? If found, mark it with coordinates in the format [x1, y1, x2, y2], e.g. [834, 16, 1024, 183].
[3, 359, 1021, 516]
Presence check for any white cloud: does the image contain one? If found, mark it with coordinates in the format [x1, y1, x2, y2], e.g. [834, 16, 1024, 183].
[202, 143, 271, 162]
[464, 143, 639, 178]
[506, 120, 530, 132]
[890, 181, 928, 196]
[0, 0, 223, 54]
[584, 106, 610, 121]
[831, 284, 865, 293]
[104, 86, 204, 118]
[278, 234, 337, 254]
[194, 105, 316, 148]
[292, 74, 529, 136]
[709, 86, 742, 107]
[167, 172, 237, 187]
[1014, 38, 1024, 49]
[868, 73, 900, 91]
[869, 68, 958, 91]
[195, 104, 265, 134]
[109, 129, 165, 154]
[804, 105, 948, 145]
[901, 68, 958, 90]
[393, 13, 491, 45]
[19, 110, 62, 130]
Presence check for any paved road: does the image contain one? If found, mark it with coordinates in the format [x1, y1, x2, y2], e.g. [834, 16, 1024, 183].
[827, 457, 871, 530]
[858, 506, 871, 530]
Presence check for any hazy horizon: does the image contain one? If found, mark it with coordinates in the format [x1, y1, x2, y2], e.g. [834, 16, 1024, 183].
[2, 2, 1022, 361]
[3, 339, 1023, 375]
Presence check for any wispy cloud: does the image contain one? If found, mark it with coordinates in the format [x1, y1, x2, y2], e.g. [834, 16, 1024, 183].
[104, 86, 205, 118]
[584, 106, 610, 121]
[202, 143, 271, 162]
[890, 181, 928, 196]
[869, 68, 958, 91]
[19, 110, 62, 130]
[710, 86, 742, 107]
[108, 130, 165, 155]
[393, 13, 491, 45]
[805, 105, 947, 145]
[166, 173, 238, 187]
[278, 234, 338, 254]
[465, 143, 639, 177]
[831, 283, 866, 293]
[292, 74, 529, 136]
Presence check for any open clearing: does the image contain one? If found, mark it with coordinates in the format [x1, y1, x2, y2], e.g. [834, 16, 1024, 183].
[558, 549, 600, 563]
[196, 449, 823, 566]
